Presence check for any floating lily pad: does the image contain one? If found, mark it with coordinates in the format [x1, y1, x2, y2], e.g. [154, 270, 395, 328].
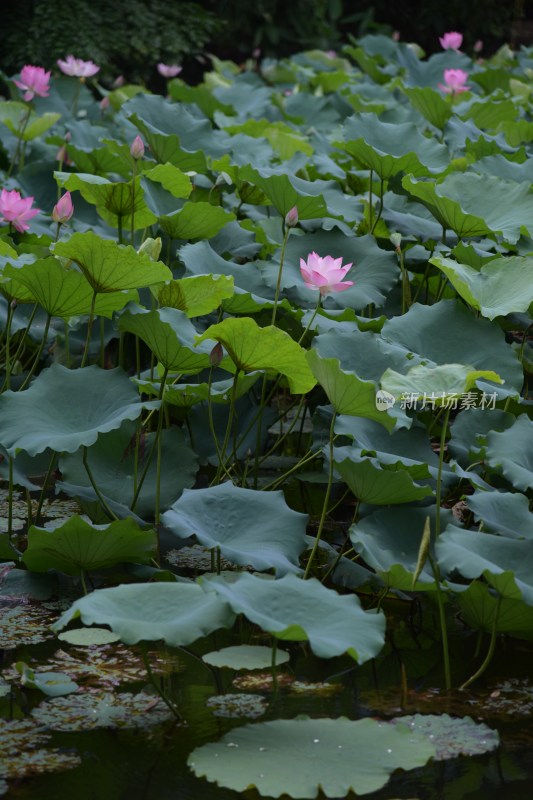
[188, 716, 435, 798]
[57, 627, 121, 646]
[31, 690, 174, 730]
[206, 693, 268, 719]
[16, 662, 79, 697]
[233, 672, 295, 692]
[0, 718, 81, 780]
[0, 601, 58, 649]
[391, 714, 499, 761]
[203, 645, 290, 670]
[290, 681, 343, 696]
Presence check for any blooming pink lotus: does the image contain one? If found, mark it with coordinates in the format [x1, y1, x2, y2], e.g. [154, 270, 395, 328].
[300, 252, 353, 296]
[157, 63, 182, 78]
[0, 189, 39, 233]
[52, 192, 74, 224]
[57, 55, 100, 78]
[439, 31, 463, 50]
[14, 65, 51, 102]
[438, 69, 470, 94]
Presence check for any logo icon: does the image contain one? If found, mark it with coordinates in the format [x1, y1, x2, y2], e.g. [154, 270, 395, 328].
[375, 390, 395, 412]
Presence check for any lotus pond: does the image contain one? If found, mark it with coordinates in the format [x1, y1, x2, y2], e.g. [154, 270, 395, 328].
[1, 28, 533, 800]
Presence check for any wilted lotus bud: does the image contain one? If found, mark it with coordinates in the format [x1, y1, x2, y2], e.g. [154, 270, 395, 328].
[99, 95, 110, 111]
[390, 232, 402, 251]
[52, 191, 74, 224]
[130, 135, 145, 160]
[285, 206, 299, 228]
[209, 342, 224, 367]
[137, 237, 162, 261]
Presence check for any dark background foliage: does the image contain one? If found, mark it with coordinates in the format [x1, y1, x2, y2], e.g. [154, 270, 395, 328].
[0, 0, 531, 85]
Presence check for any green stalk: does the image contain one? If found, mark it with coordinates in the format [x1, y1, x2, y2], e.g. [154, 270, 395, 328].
[368, 168, 374, 231]
[459, 596, 502, 691]
[270, 223, 291, 326]
[81, 291, 97, 368]
[3, 301, 15, 391]
[2, 303, 38, 387]
[82, 446, 119, 521]
[19, 314, 52, 391]
[34, 451, 58, 525]
[214, 369, 240, 484]
[7, 106, 31, 177]
[435, 405, 452, 538]
[154, 367, 169, 524]
[7, 457, 14, 541]
[428, 554, 452, 691]
[141, 646, 182, 721]
[303, 411, 337, 579]
[370, 177, 384, 234]
[297, 294, 322, 345]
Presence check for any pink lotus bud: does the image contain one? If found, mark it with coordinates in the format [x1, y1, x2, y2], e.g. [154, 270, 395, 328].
[157, 63, 182, 78]
[113, 75, 125, 88]
[209, 342, 224, 367]
[52, 192, 74, 224]
[392, 31, 401, 42]
[285, 206, 299, 228]
[130, 135, 145, 160]
[473, 40, 483, 54]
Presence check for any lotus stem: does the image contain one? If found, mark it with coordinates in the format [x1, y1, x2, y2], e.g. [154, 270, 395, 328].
[154, 367, 169, 524]
[271, 222, 291, 327]
[81, 292, 97, 368]
[428, 554, 452, 691]
[460, 595, 502, 691]
[82, 446, 119, 521]
[19, 313, 52, 390]
[34, 451, 58, 525]
[304, 411, 337, 579]
[435, 405, 452, 538]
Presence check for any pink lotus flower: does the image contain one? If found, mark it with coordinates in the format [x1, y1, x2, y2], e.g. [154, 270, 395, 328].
[14, 65, 51, 102]
[52, 192, 74, 224]
[157, 63, 182, 78]
[130, 135, 145, 160]
[439, 31, 463, 50]
[0, 189, 40, 233]
[438, 69, 470, 94]
[57, 55, 100, 78]
[300, 252, 354, 296]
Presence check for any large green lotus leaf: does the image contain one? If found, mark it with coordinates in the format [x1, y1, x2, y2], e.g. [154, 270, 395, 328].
[118, 305, 213, 373]
[22, 516, 157, 576]
[467, 491, 533, 539]
[205, 572, 385, 663]
[180, 240, 275, 302]
[2, 258, 137, 319]
[196, 317, 316, 394]
[143, 163, 193, 198]
[168, 81, 234, 119]
[57, 173, 157, 230]
[437, 525, 533, 606]
[135, 372, 261, 409]
[380, 300, 522, 398]
[349, 506, 454, 591]
[0, 100, 60, 140]
[337, 113, 449, 178]
[59, 422, 198, 518]
[471, 154, 533, 184]
[402, 87, 452, 130]
[125, 94, 227, 159]
[333, 453, 434, 505]
[402, 173, 533, 243]
[238, 165, 328, 219]
[272, 232, 399, 311]
[448, 408, 516, 466]
[335, 416, 451, 482]
[159, 202, 235, 240]
[430, 255, 533, 320]
[161, 482, 307, 576]
[381, 363, 503, 403]
[157, 274, 234, 317]
[306, 349, 395, 430]
[223, 119, 313, 160]
[189, 716, 434, 797]
[129, 114, 207, 172]
[54, 232, 172, 293]
[53, 582, 235, 645]
[0, 364, 157, 457]
[456, 580, 533, 639]
[465, 99, 517, 132]
[485, 415, 533, 491]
